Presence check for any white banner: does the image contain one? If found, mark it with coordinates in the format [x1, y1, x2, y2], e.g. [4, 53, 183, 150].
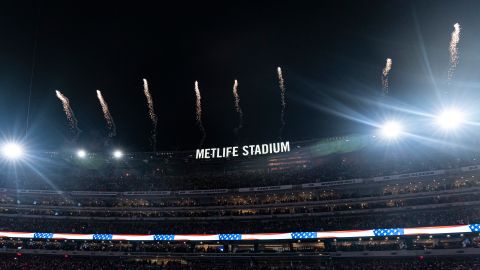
[122, 191, 171, 196]
[18, 189, 64, 195]
[302, 179, 363, 188]
[461, 165, 480, 172]
[373, 170, 445, 182]
[176, 189, 229, 195]
[238, 185, 293, 193]
[70, 191, 119, 196]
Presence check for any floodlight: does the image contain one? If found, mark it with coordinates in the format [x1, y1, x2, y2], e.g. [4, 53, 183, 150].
[1, 143, 24, 160]
[113, 150, 123, 159]
[77, 149, 87, 158]
[436, 108, 465, 130]
[380, 121, 402, 139]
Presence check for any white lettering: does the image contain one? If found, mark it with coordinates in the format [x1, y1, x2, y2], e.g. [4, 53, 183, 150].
[262, 144, 269, 154]
[242, 146, 249, 155]
[196, 149, 205, 159]
[195, 142, 291, 159]
[281, 141, 290, 152]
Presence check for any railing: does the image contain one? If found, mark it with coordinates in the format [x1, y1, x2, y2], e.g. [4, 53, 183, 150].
[0, 223, 477, 241]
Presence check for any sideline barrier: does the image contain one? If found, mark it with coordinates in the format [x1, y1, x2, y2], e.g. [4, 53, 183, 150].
[1, 224, 478, 242]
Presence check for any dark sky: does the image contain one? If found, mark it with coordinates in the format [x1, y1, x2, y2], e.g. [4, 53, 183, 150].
[1, 0, 480, 152]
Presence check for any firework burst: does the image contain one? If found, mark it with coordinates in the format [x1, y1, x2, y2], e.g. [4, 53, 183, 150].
[55, 90, 81, 138]
[232, 79, 244, 136]
[194, 81, 206, 147]
[277, 67, 286, 139]
[96, 90, 116, 137]
[143, 78, 158, 151]
[382, 58, 392, 95]
[448, 23, 461, 81]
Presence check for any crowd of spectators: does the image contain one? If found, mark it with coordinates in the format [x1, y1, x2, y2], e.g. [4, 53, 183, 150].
[0, 176, 477, 209]
[0, 191, 477, 220]
[0, 175, 475, 227]
[0, 254, 177, 270]
[331, 257, 480, 270]
[0, 205, 475, 234]
[0, 254, 479, 269]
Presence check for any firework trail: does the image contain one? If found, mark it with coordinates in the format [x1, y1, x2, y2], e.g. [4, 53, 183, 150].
[55, 90, 81, 137]
[143, 79, 158, 151]
[277, 67, 286, 139]
[96, 90, 116, 137]
[232, 79, 244, 136]
[448, 23, 461, 81]
[382, 58, 392, 95]
[194, 81, 206, 147]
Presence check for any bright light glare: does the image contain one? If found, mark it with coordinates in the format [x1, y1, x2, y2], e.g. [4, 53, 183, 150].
[113, 150, 123, 159]
[380, 121, 403, 139]
[77, 149, 87, 158]
[1, 143, 23, 160]
[436, 108, 465, 130]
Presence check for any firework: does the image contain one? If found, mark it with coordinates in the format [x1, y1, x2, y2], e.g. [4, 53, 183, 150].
[382, 58, 392, 95]
[55, 90, 81, 137]
[194, 81, 206, 147]
[96, 90, 116, 137]
[143, 79, 158, 151]
[277, 67, 286, 138]
[232, 79, 243, 135]
[448, 23, 461, 80]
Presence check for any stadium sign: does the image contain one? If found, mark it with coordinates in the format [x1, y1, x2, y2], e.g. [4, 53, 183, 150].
[195, 141, 291, 159]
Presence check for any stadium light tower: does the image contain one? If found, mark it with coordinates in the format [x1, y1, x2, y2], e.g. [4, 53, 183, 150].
[379, 121, 403, 139]
[435, 108, 465, 130]
[77, 149, 87, 158]
[113, 150, 123, 159]
[1, 143, 24, 160]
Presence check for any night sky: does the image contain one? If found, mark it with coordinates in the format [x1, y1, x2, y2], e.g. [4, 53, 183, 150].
[1, 0, 480, 152]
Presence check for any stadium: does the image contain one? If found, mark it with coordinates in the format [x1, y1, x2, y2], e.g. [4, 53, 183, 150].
[1, 137, 480, 269]
[2, 1, 480, 269]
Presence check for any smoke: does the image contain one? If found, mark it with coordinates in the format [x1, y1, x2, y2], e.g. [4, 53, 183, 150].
[194, 81, 206, 147]
[232, 79, 244, 137]
[55, 90, 81, 138]
[382, 58, 393, 95]
[448, 23, 461, 81]
[96, 90, 116, 137]
[143, 79, 158, 151]
[277, 67, 286, 139]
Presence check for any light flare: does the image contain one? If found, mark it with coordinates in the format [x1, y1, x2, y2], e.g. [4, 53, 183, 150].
[380, 121, 403, 139]
[1, 143, 24, 160]
[436, 108, 465, 130]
